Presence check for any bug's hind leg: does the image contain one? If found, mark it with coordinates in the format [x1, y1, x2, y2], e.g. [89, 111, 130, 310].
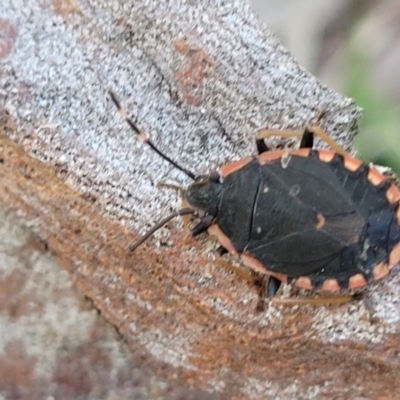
[255, 275, 283, 311]
[214, 253, 272, 311]
[266, 275, 282, 297]
[270, 291, 361, 306]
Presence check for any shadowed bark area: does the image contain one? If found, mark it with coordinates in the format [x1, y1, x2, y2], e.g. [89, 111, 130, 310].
[1, 1, 400, 399]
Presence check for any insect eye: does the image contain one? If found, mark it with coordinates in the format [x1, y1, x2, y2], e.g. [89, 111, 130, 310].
[209, 171, 221, 183]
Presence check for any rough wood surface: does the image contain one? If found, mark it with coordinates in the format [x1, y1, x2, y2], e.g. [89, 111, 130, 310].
[0, 208, 215, 399]
[1, 0, 400, 399]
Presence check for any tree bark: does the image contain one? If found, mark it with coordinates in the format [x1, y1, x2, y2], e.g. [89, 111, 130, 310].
[2, 1, 400, 399]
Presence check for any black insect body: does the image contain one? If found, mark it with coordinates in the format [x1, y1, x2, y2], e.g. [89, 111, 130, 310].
[186, 149, 400, 291]
[111, 92, 400, 294]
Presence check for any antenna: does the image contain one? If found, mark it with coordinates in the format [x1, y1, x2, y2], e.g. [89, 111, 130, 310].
[109, 91, 197, 180]
[129, 208, 195, 251]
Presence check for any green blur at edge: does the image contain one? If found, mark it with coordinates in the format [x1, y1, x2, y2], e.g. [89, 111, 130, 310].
[347, 52, 400, 175]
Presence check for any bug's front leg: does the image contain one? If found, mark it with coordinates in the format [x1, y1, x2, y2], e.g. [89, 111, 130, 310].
[191, 215, 214, 236]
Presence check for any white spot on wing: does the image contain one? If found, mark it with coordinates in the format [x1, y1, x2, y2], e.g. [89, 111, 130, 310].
[280, 152, 291, 169]
[289, 184, 300, 196]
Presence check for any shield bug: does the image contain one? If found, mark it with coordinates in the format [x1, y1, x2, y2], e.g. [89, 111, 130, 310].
[110, 92, 400, 300]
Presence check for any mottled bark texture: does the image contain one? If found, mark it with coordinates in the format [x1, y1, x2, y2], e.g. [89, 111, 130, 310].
[1, 1, 400, 399]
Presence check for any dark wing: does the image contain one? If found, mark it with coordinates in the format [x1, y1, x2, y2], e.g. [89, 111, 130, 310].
[246, 212, 364, 277]
[215, 160, 262, 251]
[244, 156, 366, 277]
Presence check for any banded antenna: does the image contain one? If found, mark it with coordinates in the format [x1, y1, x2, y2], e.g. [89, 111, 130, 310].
[109, 92, 198, 251]
[109, 91, 197, 180]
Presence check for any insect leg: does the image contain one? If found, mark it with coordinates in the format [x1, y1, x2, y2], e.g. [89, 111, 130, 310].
[254, 275, 283, 311]
[257, 127, 351, 157]
[257, 108, 351, 156]
[302, 109, 348, 156]
[216, 245, 228, 256]
[306, 125, 350, 157]
[256, 129, 305, 154]
[257, 130, 304, 141]
[256, 139, 270, 155]
[270, 293, 361, 306]
[191, 215, 214, 236]
[266, 275, 282, 297]
[156, 182, 182, 192]
[214, 257, 255, 281]
[299, 128, 314, 149]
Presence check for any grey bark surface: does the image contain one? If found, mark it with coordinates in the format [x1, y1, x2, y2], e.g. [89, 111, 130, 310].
[1, 0, 361, 233]
[2, 1, 400, 399]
